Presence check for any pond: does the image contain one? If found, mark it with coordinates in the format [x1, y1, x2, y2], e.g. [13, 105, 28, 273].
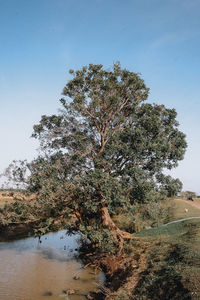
[0, 230, 105, 300]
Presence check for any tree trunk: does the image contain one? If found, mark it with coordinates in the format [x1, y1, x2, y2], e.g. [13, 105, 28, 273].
[99, 203, 136, 250]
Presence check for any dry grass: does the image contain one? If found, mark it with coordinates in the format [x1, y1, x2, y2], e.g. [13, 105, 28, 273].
[0, 191, 35, 208]
[0, 192, 16, 208]
[172, 198, 200, 219]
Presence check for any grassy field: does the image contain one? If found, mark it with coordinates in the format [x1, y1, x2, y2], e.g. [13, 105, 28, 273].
[109, 198, 200, 300]
[172, 198, 200, 219]
[130, 198, 200, 299]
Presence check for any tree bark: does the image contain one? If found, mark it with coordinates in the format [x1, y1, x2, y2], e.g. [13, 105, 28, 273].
[99, 202, 136, 250]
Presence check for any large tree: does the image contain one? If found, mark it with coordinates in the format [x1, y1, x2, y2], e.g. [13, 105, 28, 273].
[31, 63, 187, 248]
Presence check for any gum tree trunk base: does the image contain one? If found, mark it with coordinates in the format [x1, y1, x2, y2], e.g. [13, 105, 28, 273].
[100, 205, 137, 250]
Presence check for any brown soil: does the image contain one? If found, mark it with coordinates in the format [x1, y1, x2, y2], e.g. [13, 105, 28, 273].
[104, 245, 149, 300]
[85, 240, 151, 300]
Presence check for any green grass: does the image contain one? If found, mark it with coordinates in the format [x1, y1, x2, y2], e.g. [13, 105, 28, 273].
[130, 201, 200, 299]
[136, 218, 200, 238]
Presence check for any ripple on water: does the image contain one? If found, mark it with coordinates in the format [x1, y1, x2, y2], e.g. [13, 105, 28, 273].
[0, 231, 105, 300]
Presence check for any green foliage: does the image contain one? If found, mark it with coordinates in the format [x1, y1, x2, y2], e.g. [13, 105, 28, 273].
[0, 200, 34, 225]
[157, 174, 183, 197]
[3, 63, 187, 249]
[182, 191, 196, 199]
[116, 199, 172, 235]
[114, 291, 129, 300]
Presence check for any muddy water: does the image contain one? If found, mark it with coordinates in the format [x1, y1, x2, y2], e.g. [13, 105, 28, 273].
[0, 231, 104, 300]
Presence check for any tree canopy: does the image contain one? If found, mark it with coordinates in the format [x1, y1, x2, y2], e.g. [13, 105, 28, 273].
[4, 63, 187, 250]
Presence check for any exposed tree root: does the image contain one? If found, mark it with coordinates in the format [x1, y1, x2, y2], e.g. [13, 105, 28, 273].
[100, 205, 138, 251]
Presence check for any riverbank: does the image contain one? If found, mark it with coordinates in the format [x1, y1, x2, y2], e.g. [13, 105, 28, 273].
[0, 192, 149, 299]
[0, 190, 74, 241]
[89, 198, 200, 299]
[1, 196, 200, 299]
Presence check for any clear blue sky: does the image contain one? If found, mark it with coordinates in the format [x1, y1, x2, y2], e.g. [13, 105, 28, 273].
[0, 0, 200, 193]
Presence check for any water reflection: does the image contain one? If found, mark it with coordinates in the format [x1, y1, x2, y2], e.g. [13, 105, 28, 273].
[0, 231, 104, 300]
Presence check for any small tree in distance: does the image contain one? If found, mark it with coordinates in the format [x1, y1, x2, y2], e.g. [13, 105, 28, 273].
[181, 191, 196, 200]
[23, 63, 187, 249]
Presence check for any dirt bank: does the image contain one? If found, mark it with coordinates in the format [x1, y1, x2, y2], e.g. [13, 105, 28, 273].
[0, 220, 41, 241]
